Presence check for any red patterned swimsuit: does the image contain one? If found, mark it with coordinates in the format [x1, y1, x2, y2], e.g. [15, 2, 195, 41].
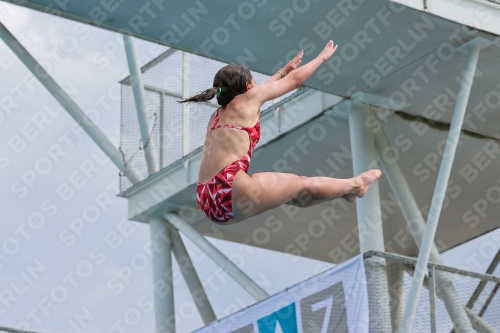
[196, 108, 261, 223]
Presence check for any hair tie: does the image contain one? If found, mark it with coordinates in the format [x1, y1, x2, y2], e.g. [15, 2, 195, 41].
[217, 87, 222, 95]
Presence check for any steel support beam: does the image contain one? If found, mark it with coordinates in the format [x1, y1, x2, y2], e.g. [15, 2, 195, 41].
[466, 247, 500, 309]
[149, 216, 175, 333]
[399, 41, 483, 333]
[349, 104, 384, 253]
[159, 93, 165, 169]
[169, 226, 217, 325]
[163, 212, 269, 302]
[0, 21, 142, 184]
[119, 48, 178, 85]
[182, 52, 190, 156]
[123, 35, 159, 176]
[349, 104, 392, 333]
[477, 283, 499, 317]
[371, 109, 442, 257]
[371, 109, 474, 332]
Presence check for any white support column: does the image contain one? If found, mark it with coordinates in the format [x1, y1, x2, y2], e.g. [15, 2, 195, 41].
[182, 52, 190, 156]
[169, 226, 217, 325]
[400, 40, 486, 333]
[371, 109, 474, 332]
[159, 93, 165, 169]
[349, 104, 384, 252]
[149, 216, 175, 333]
[123, 35, 159, 176]
[0, 21, 142, 185]
[164, 212, 269, 302]
[349, 104, 392, 333]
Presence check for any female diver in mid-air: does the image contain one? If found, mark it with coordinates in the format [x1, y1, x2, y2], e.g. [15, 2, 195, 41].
[179, 40, 382, 224]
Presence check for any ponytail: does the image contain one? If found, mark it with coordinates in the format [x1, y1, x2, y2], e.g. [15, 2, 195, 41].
[178, 63, 252, 107]
[177, 86, 218, 104]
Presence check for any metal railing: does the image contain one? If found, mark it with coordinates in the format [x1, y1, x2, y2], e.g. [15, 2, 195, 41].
[364, 251, 500, 333]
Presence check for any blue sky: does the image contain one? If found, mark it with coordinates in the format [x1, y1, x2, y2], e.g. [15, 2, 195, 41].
[0, 2, 498, 333]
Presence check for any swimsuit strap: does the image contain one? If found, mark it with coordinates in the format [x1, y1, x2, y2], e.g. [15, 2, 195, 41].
[211, 108, 221, 128]
[210, 120, 259, 134]
[209, 98, 259, 133]
[212, 97, 235, 128]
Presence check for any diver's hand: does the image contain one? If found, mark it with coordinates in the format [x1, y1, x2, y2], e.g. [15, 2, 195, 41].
[317, 40, 338, 62]
[282, 50, 304, 75]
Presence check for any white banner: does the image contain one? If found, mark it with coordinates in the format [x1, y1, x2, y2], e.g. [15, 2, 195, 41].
[194, 255, 369, 333]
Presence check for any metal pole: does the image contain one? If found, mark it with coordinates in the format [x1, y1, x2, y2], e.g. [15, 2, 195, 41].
[0, 21, 142, 185]
[149, 216, 175, 333]
[123, 34, 159, 176]
[466, 248, 500, 309]
[169, 226, 217, 325]
[429, 266, 437, 333]
[372, 110, 474, 332]
[159, 92, 165, 169]
[400, 42, 481, 333]
[182, 52, 190, 156]
[477, 283, 499, 317]
[349, 104, 384, 253]
[371, 112, 442, 257]
[163, 212, 269, 301]
[349, 104, 392, 333]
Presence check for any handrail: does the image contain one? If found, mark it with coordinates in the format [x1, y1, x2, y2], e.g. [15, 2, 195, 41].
[364, 251, 500, 284]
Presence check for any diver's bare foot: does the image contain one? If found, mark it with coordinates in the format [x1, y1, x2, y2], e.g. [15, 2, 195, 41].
[342, 193, 357, 203]
[352, 169, 382, 198]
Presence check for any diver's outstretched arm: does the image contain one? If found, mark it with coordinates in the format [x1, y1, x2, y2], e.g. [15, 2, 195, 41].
[248, 40, 338, 106]
[260, 50, 304, 85]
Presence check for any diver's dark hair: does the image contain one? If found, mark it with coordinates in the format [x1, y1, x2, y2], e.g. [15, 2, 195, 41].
[178, 63, 252, 107]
